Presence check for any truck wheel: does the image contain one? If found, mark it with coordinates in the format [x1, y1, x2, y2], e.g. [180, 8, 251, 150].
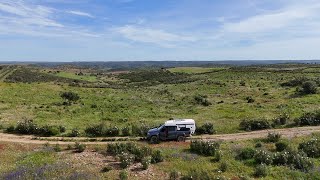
[150, 136, 159, 144]
[177, 136, 185, 142]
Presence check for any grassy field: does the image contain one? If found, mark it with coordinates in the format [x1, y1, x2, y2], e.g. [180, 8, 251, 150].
[1, 63, 320, 179]
[0, 64, 319, 134]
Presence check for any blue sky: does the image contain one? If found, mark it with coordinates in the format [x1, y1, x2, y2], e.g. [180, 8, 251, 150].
[0, 0, 320, 61]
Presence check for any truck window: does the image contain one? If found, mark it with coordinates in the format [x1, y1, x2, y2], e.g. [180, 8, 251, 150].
[167, 126, 176, 132]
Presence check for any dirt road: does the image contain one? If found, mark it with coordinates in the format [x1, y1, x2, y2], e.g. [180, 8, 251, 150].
[1, 126, 320, 145]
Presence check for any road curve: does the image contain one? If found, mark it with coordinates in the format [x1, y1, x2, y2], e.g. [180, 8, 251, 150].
[1, 126, 320, 145]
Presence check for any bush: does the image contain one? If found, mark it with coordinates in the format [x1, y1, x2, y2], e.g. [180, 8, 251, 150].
[53, 144, 61, 152]
[131, 124, 152, 137]
[254, 150, 273, 165]
[255, 142, 262, 148]
[298, 139, 320, 158]
[239, 119, 271, 131]
[15, 119, 37, 134]
[169, 170, 180, 180]
[266, 132, 281, 143]
[69, 128, 80, 137]
[219, 162, 228, 172]
[151, 150, 164, 164]
[273, 113, 289, 126]
[74, 142, 86, 153]
[107, 143, 134, 155]
[301, 81, 317, 94]
[58, 125, 66, 133]
[105, 126, 120, 136]
[254, 164, 267, 177]
[119, 170, 128, 180]
[246, 96, 255, 103]
[196, 123, 215, 135]
[275, 141, 288, 152]
[6, 125, 15, 133]
[122, 126, 131, 136]
[85, 123, 105, 137]
[237, 147, 255, 160]
[214, 150, 222, 162]
[119, 152, 135, 168]
[37, 125, 60, 136]
[194, 95, 212, 106]
[60, 91, 80, 103]
[181, 169, 212, 180]
[132, 146, 152, 162]
[295, 111, 320, 126]
[281, 77, 309, 87]
[190, 140, 220, 156]
[141, 156, 151, 170]
[101, 166, 112, 173]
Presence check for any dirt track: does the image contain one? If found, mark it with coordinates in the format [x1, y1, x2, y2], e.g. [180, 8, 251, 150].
[1, 126, 320, 145]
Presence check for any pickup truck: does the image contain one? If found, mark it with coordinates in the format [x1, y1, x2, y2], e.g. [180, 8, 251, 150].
[147, 124, 191, 143]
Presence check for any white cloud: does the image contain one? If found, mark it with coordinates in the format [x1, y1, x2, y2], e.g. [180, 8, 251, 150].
[115, 25, 196, 47]
[222, 2, 320, 34]
[67, 10, 94, 18]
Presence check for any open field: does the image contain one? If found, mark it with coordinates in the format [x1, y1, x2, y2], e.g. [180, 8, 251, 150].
[0, 64, 319, 134]
[1, 62, 320, 179]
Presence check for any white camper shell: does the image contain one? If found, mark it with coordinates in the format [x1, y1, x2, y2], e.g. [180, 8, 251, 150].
[165, 119, 196, 134]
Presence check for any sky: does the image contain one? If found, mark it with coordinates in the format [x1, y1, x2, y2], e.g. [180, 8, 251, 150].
[0, 0, 320, 61]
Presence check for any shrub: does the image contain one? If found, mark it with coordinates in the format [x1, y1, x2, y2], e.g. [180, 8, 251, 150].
[194, 95, 212, 106]
[122, 126, 131, 136]
[119, 170, 128, 180]
[214, 150, 222, 162]
[246, 96, 255, 103]
[60, 91, 80, 103]
[53, 144, 61, 152]
[119, 152, 135, 168]
[239, 119, 271, 131]
[273, 113, 289, 126]
[101, 166, 112, 173]
[58, 125, 66, 133]
[196, 123, 215, 135]
[105, 126, 120, 136]
[141, 156, 151, 170]
[266, 132, 281, 143]
[219, 161, 228, 172]
[295, 111, 320, 126]
[169, 170, 180, 180]
[85, 123, 105, 137]
[15, 119, 37, 134]
[272, 151, 290, 165]
[254, 150, 273, 165]
[281, 77, 309, 87]
[275, 141, 288, 152]
[69, 128, 80, 137]
[301, 81, 317, 94]
[37, 125, 60, 136]
[298, 139, 320, 158]
[254, 164, 267, 177]
[151, 150, 164, 164]
[132, 146, 152, 162]
[237, 147, 255, 160]
[6, 125, 15, 133]
[255, 142, 262, 148]
[74, 142, 86, 153]
[190, 140, 220, 156]
[131, 124, 152, 137]
[181, 169, 212, 180]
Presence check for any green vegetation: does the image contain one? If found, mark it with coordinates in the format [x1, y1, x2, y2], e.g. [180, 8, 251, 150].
[0, 64, 320, 135]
